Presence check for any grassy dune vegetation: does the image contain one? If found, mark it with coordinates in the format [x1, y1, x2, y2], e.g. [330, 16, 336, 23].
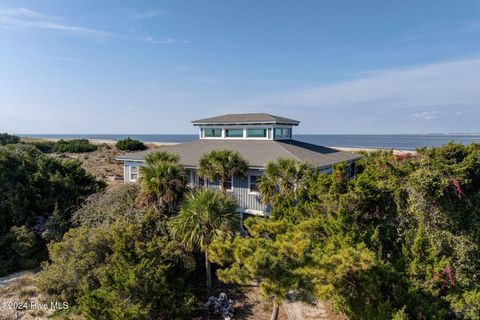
[1, 133, 479, 319]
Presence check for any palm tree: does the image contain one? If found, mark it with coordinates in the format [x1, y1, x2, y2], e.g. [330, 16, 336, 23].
[198, 150, 248, 192]
[139, 154, 187, 212]
[258, 158, 309, 204]
[169, 188, 239, 289]
[144, 150, 180, 165]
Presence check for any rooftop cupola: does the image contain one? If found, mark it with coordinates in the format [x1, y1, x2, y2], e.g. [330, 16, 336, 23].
[191, 113, 300, 140]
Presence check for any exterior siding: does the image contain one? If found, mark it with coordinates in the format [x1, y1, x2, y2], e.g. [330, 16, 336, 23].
[121, 161, 357, 215]
[123, 162, 269, 214]
[230, 170, 267, 214]
[190, 168, 268, 214]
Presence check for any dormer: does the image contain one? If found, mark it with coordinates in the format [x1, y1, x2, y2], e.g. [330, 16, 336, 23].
[191, 113, 300, 140]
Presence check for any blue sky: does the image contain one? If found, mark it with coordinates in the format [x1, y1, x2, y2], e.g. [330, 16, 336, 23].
[1, 0, 479, 134]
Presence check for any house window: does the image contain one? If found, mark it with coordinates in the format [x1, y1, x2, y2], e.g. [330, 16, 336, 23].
[130, 166, 138, 181]
[319, 166, 333, 174]
[198, 176, 205, 187]
[225, 129, 243, 138]
[274, 128, 291, 139]
[207, 178, 220, 188]
[204, 128, 222, 137]
[186, 169, 194, 185]
[249, 175, 260, 193]
[225, 176, 233, 191]
[247, 128, 267, 138]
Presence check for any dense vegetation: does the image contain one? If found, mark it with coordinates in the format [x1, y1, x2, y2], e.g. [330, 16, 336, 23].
[115, 137, 147, 151]
[53, 139, 98, 153]
[28, 139, 98, 153]
[29, 140, 57, 153]
[39, 186, 196, 320]
[211, 143, 480, 319]
[0, 133, 98, 153]
[39, 150, 240, 319]
[35, 143, 480, 319]
[0, 144, 104, 276]
[0, 133, 20, 146]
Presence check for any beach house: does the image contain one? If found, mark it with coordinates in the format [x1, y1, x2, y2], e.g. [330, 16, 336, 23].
[117, 113, 361, 216]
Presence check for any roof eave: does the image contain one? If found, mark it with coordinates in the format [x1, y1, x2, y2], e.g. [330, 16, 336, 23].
[191, 121, 300, 126]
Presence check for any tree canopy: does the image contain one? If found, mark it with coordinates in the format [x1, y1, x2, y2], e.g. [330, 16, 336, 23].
[170, 188, 239, 289]
[211, 143, 480, 320]
[198, 150, 248, 191]
[0, 144, 104, 276]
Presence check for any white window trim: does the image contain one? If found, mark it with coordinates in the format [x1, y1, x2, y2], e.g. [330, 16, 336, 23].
[197, 175, 207, 187]
[202, 127, 223, 139]
[248, 175, 260, 195]
[244, 209, 266, 216]
[129, 166, 139, 182]
[198, 125, 279, 141]
[186, 169, 194, 187]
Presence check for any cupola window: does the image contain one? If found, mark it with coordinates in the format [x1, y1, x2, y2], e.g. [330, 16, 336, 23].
[274, 128, 291, 139]
[247, 128, 267, 138]
[225, 129, 243, 138]
[204, 128, 222, 137]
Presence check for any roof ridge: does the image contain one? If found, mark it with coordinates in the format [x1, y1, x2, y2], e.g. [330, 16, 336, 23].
[273, 140, 303, 162]
[264, 113, 277, 120]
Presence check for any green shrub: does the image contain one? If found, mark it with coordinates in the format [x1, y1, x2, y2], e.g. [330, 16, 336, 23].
[27, 139, 97, 153]
[0, 133, 20, 146]
[30, 141, 56, 153]
[0, 144, 104, 276]
[37, 226, 113, 302]
[54, 139, 97, 153]
[212, 143, 480, 320]
[78, 218, 195, 320]
[115, 137, 146, 151]
[72, 184, 142, 228]
[39, 210, 195, 320]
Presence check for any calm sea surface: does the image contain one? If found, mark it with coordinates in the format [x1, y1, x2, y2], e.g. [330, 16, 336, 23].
[19, 134, 480, 151]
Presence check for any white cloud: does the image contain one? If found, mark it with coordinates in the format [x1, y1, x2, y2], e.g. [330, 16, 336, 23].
[254, 57, 480, 110]
[131, 10, 169, 20]
[189, 78, 224, 84]
[142, 36, 190, 44]
[412, 111, 441, 120]
[0, 7, 111, 36]
[0, 8, 46, 18]
[0, 7, 189, 45]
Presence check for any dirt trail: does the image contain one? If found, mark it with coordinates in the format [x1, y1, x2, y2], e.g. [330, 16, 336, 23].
[0, 271, 30, 287]
[283, 300, 342, 320]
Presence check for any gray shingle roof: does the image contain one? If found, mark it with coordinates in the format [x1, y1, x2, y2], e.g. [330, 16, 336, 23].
[191, 113, 300, 126]
[117, 140, 361, 168]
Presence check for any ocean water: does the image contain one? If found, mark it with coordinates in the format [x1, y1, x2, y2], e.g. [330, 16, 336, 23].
[19, 134, 480, 151]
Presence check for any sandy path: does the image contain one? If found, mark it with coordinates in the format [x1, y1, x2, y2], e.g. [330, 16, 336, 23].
[0, 271, 30, 287]
[283, 301, 331, 320]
